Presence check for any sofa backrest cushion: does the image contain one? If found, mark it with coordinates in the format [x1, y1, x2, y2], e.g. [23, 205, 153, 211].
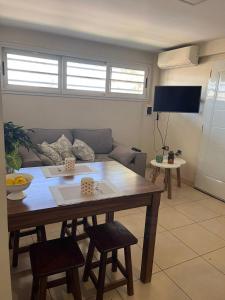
[28, 128, 73, 145]
[72, 128, 113, 154]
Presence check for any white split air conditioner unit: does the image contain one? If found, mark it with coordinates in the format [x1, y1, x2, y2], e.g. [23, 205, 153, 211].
[158, 46, 199, 69]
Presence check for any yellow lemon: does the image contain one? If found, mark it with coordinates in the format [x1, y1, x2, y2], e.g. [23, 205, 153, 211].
[6, 178, 15, 185]
[14, 176, 28, 185]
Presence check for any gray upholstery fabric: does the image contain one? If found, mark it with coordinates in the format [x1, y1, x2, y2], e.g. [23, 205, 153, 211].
[94, 154, 113, 162]
[72, 128, 113, 154]
[28, 128, 73, 145]
[19, 147, 42, 168]
[109, 145, 136, 165]
[20, 128, 147, 177]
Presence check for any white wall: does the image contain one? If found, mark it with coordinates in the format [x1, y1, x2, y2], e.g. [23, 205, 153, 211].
[159, 51, 225, 184]
[0, 26, 156, 157]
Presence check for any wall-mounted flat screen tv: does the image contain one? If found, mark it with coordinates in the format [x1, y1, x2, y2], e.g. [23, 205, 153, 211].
[153, 86, 202, 113]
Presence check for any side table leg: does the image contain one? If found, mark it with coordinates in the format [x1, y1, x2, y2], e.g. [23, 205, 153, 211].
[167, 169, 172, 199]
[177, 168, 181, 187]
[164, 170, 168, 191]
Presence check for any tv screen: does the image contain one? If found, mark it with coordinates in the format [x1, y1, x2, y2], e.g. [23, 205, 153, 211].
[153, 86, 201, 113]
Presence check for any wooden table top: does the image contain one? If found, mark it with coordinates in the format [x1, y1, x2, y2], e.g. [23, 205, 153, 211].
[8, 161, 162, 219]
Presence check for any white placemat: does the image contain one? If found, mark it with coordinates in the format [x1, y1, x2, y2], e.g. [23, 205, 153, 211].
[41, 164, 96, 178]
[50, 180, 121, 206]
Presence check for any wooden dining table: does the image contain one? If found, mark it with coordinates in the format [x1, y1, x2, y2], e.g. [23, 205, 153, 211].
[7, 160, 162, 283]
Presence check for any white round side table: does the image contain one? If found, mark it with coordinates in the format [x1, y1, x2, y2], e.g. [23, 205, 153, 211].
[150, 158, 186, 199]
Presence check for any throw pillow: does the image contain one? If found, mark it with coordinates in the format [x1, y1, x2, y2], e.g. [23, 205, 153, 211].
[72, 139, 95, 161]
[32, 147, 55, 166]
[109, 145, 136, 166]
[37, 153, 55, 166]
[37, 142, 63, 165]
[49, 134, 74, 160]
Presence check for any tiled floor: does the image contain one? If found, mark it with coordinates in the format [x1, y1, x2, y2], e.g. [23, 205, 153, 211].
[11, 175, 225, 300]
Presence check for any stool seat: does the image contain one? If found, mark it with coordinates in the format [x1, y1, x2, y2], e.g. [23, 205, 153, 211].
[86, 221, 137, 253]
[30, 237, 84, 277]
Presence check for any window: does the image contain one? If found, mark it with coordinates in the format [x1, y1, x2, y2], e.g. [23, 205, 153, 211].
[3, 48, 150, 99]
[110, 67, 146, 95]
[4, 50, 59, 90]
[65, 59, 107, 93]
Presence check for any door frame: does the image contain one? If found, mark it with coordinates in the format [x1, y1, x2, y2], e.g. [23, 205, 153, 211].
[195, 61, 225, 201]
[0, 48, 12, 299]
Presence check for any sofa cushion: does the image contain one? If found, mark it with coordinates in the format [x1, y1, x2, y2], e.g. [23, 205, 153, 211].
[49, 134, 74, 160]
[72, 139, 95, 161]
[72, 128, 113, 154]
[28, 128, 73, 145]
[37, 142, 63, 165]
[19, 147, 42, 168]
[94, 154, 113, 162]
[109, 145, 136, 166]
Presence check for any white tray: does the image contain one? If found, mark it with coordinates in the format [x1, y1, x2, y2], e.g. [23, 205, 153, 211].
[41, 164, 96, 178]
[50, 180, 121, 206]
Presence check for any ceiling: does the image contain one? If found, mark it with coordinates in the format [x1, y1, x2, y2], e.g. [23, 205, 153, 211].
[0, 0, 225, 51]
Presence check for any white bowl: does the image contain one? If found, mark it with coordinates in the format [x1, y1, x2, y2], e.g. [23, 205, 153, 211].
[6, 173, 33, 200]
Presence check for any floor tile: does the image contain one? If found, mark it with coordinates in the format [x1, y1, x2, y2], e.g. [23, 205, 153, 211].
[165, 257, 225, 300]
[171, 223, 225, 255]
[12, 270, 51, 300]
[199, 216, 225, 240]
[203, 247, 225, 274]
[154, 231, 197, 269]
[106, 243, 161, 283]
[197, 198, 225, 215]
[158, 207, 193, 230]
[116, 214, 164, 238]
[115, 208, 143, 218]
[175, 201, 220, 222]
[118, 271, 190, 300]
[10, 252, 31, 274]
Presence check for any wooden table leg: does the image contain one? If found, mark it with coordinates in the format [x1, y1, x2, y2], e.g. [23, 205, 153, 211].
[151, 167, 160, 184]
[106, 212, 114, 222]
[167, 169, 172, 199]
[140, 193, 160, 283]
[177, 168, 181, 187]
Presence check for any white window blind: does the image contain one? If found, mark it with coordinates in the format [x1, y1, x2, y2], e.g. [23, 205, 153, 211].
[66, 60, 107, 92]
[110, 67, 146, 95]
[5, 52, 59, 89]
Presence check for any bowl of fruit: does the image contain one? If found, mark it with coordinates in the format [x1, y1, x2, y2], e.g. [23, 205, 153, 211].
[6, 173, 33, 200]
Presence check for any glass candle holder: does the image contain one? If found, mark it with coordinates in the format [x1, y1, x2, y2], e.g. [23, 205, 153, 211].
[65, 157, 76, 171]
[81, 177, 94, 196]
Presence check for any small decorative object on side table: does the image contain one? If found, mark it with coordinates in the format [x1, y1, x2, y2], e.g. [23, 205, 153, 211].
[151, 157, 186, 199]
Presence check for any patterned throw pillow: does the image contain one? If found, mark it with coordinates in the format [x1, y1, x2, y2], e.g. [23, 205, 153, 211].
[49, 134, 74, 160]
[72, 139, 95, 161]
[37, 142, 63, 165]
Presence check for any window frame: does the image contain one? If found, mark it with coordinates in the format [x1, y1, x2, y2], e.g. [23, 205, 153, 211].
[108, 62, 149, 99]
[62, 56, 107, 96]
[2, 47, 151, 101]
[3, 48, 61, 94]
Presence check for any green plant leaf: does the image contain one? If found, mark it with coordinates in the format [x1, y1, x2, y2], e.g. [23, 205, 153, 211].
[6, 151, 22, 170]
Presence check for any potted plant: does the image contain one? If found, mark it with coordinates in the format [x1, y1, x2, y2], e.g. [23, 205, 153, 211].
[4, 122, 33, 173]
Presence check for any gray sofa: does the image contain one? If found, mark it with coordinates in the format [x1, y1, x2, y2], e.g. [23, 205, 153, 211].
[19, 128, 147, 177]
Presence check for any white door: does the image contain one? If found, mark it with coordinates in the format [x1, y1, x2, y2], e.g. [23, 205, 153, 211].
[195, 61, 225, 201]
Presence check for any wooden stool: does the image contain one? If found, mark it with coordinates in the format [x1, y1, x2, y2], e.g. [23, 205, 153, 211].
[60, 216, 98, 241]
[29, 237, 84, 300]
[9, 225, 46, 268]
[83, 221, 137, 300]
